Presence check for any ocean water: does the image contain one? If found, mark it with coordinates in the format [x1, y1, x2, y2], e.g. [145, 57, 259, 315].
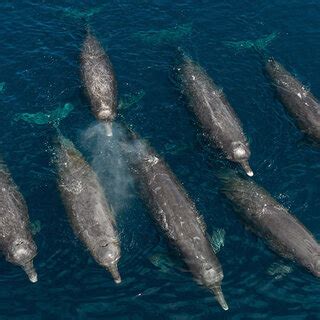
[1, 0, 320, 319]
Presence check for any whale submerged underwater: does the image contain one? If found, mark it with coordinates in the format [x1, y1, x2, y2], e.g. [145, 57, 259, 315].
[1, 2, 320, 318]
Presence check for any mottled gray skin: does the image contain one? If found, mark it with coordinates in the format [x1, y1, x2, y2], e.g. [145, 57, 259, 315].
[266, 58, 320, 141]
[80, 31, 117, 136]
[127, 137, 228, 310]
[54, 135, 121, 283]
[222, 174, 320, 277]
[178, 55, 253, 176]
[0, 160, 37, 282]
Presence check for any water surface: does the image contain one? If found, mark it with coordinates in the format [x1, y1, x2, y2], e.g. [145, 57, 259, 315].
[1, 1, 320, 319]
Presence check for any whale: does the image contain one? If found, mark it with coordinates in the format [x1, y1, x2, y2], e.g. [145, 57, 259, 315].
[0, 159, 37, 282]
[266, 58, 320, 142]
[124, 132, 228, 310]
[221, 173, 320, 277]
[54, 134, 121, 283]
[80, 29, 118, 137]
[177, 54, 253, 176]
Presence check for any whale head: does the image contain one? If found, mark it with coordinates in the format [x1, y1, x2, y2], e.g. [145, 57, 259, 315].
[231, 141, 253, 176]
[6, 239, 38, 282]
[195, 264, 228, 310]
[97, 103, 115, 122]
[231, 141, 250, 161]
[95, 241, 121, 283]
[6, 239, 36, 265]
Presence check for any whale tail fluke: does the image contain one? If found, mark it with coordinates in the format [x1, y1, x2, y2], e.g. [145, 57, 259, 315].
[211, 285, 229, 311]
[22, 260, 38, 283]
[240, 160, 254, 177]
[108, 264, 121, 284]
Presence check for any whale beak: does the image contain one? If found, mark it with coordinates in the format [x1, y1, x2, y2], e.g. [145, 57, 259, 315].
[240, 160, 254, 177]
[211, 285, 229, 311]
[22, 260, 38, 283]
[108, 264, 121, 284]
[104, 122, 113, 137]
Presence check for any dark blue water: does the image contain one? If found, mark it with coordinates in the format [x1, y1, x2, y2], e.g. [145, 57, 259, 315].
[1, 1, 320, 319]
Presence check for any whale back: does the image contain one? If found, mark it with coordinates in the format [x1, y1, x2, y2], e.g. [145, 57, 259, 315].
[54, 135, 120, 270]
[0, 159, 37, 274]
[128, 138, 224, 290]
[178, 56, 249, 157]
[266, 58, 320, 141]
[80, 32, 117, 122]
[222, 174, 320, 277]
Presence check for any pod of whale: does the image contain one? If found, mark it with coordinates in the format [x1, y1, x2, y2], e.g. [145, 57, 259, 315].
[54, 134, 121, 283]
[80, 28, 118, 137]
[124, 131, 228, 310]
[177, 53, 253, 176]
[0, 159, 38, 282]
[4, 17, 320, 314]
[266, 58, 320, 142]
[221, 173, 320, 277]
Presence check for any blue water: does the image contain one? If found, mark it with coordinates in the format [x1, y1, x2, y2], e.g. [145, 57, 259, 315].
[1, 1, 320, 319]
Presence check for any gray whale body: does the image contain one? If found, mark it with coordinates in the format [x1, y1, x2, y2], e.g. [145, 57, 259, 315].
[222, 173, 320, 277]
[126, 134, 228, 310]
[177, 54, 253, 176]
[54, 135, 121, 283]
[80, 29, 117, 137]
[266, 58, 320, 142]
[0, 159, 37, 282]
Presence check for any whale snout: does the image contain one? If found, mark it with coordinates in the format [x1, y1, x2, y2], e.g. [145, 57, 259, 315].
[211, 285, 229, 311]
[108, 264, 122, 284]
[239, 160, 254, 177]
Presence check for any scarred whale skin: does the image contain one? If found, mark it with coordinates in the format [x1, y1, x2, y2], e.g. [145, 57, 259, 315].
[80, 29, 117, 136]
[177, 54, 253, 176]
[0, 159, 37, 282]
[54, 135, 121, 283]
[126, 135, 228, 310]
[222, 173, 320, 277]
[266, 58, 320, 141]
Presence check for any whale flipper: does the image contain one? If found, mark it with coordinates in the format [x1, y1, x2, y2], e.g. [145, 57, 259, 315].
[30, 220, 42, 235]
[210, 228, 226, 254]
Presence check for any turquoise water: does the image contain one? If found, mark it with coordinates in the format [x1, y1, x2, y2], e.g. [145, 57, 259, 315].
[1, 1, 320, 319]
